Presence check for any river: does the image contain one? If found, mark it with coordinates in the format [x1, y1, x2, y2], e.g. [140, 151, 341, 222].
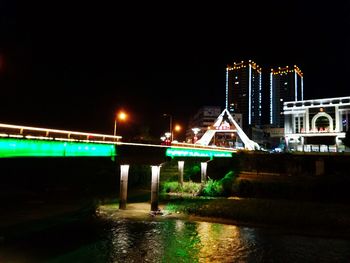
[1, 215, 350, 262]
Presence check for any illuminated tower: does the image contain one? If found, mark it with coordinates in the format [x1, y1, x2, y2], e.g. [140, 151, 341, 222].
[226, 60, 262, 132]
[270, 65, 304, 127]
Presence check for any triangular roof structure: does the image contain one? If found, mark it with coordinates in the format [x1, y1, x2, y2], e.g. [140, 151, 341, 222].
[195, 109, 260, 150]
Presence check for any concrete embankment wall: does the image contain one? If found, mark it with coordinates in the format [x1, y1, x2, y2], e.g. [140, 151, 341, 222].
[230, 152, 350, 202]
[236, 152, 350, 176]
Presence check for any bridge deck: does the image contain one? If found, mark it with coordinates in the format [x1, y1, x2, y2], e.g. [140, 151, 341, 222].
[0, 123, 236, 159]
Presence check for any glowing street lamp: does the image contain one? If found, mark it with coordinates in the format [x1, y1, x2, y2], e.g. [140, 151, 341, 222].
[114, 111, 128, 138]
[164, 132, 171, 139]
[174, 124, 181, 132]
[164, 132, 171, 146]
[173, 124, 182, 141]
[192, 127, 200, 143]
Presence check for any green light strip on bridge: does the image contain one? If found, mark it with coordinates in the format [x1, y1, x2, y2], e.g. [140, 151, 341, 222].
[0, 138, 116, 158]
[166, 147, 232, 158]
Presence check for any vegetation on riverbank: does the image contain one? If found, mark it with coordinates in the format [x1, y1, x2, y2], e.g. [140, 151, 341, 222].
[158, 162, 350, 238]
[161, 195, 350, 238]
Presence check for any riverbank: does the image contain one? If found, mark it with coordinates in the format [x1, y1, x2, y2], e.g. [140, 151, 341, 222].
[2, 188, 350, 242]
[96, 192, 350, 240]
[159, 194, 350, 239]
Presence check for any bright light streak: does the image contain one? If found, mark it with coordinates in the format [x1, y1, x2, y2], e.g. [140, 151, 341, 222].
[301, 77, 304, 100]
[9, 134, 24, 138]
[295, 71, 298, 100]
[270, 72, 273, 124]
[248, 64, 252, 124]
[225, 68, 229, 110]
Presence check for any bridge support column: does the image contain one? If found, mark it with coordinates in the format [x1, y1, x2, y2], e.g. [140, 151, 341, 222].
[119, 164, 129, 210]
[151, 165, 161, 212]
[178, 161, 184, 187]
[201, 162, 208, 184]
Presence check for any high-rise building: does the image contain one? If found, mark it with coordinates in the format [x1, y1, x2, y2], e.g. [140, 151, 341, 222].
[226, 60, 262, 133]
[185, 106, 221, 143]
[270, 65, 304, 127]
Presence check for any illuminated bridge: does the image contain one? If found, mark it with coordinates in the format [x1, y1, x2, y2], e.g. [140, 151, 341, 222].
[0, 123, 235, 211]
[0, 123, 234, 159]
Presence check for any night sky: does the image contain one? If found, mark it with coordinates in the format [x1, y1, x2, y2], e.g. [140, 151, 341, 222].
[0, 2, 349, 140]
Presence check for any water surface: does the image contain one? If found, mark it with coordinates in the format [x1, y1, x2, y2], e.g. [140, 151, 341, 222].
[1, 217, 350, 262]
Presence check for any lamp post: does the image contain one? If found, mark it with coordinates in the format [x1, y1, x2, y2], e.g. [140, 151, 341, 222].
[164, 132, 171, 146]
[163, 113, 173, 142]
[173, 124, 181, 141]
[192, 127, 200, 143]
[114, 111, 127, 138]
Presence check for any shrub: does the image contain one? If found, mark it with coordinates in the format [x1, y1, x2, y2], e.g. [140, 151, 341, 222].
[202, 178, 223, 196]
[161, 181, 182, 193]
[161, 181, 202, 195]
[182, 181, 202, 194]
[201, 171, 236, 197]
[221, 171, 235, 195]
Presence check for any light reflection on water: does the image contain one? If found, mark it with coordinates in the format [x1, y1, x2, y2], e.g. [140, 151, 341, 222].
[1, 218, 350, 262]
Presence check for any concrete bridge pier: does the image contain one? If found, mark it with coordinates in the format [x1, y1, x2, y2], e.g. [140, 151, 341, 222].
[119, 164, 129, 209]
[201, 162, 208, 184]
[178, 161, 184, 187]
[151, 165, 161, 211]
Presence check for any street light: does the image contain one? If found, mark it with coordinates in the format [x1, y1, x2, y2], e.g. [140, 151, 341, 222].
[174, 124, 181, 132]
[164, 132, 171, 146]
[114, 111, 127, 138]
[160, 136, 166, 145]
[163, 113, 173, 141]
[173, 124, 182, 141]
[192, 127, 200, 144]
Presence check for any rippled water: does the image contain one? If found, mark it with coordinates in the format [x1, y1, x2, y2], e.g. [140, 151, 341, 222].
[1, 217, 350, 262]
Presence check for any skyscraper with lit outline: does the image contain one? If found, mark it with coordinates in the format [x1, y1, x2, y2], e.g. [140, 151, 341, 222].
[270, 65, 304, 127]
[226, 60, 262, 133]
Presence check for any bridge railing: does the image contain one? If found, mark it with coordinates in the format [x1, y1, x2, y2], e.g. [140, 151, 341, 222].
[0, 123, 122, 143]
[0, 123, 237, 153]
[171, 142, 236, 152]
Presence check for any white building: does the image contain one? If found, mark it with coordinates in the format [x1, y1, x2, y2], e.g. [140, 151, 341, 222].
[284, 96, 350, 152]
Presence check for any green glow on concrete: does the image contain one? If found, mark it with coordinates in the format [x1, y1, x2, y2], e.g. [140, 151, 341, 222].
[166, 147, 232, 158]
[0, 138, 116, 158]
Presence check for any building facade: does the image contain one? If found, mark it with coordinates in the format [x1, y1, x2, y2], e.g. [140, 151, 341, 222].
[186, 106, 222, 143]
[270, 65, 304, 127]
[284, 96, 349, 152]
[226, 60, 262, 132]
